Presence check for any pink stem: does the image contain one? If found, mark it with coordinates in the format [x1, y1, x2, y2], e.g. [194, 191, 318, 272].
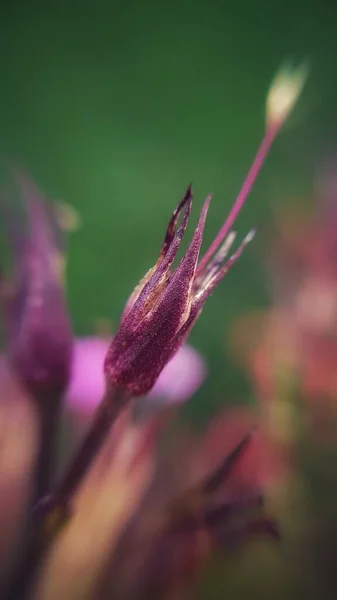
[197, 124, 279, 275]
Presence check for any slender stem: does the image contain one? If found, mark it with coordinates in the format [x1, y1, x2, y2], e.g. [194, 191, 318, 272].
[37, 386, 128, 517]
[197, 125, 279, 275]
[5, 387, 127, 600]
[34, 399, 61, 501]
[3, 396, 62, 600]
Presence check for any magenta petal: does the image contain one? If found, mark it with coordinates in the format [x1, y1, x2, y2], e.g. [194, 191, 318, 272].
[67, 337, 109, 414]
[149, 344, 206, 404]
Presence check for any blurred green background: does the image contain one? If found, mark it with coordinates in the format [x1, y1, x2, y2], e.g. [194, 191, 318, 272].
[0, 0, 337, 420]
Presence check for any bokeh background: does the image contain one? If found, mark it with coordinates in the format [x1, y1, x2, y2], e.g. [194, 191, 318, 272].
[1, 2, 337, 599]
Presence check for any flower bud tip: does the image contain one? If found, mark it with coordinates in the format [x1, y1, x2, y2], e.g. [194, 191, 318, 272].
[266, 62, 309, 130]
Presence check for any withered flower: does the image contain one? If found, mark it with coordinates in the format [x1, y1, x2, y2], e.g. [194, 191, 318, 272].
[1, 173, 73, 402]
[105, 63, 307, 397]
[104, 186, 254, 396]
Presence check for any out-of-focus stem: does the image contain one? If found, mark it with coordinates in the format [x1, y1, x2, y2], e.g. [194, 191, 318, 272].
[3, 393, 62, 600]
[37, 386, 128, 530]
[5, 387, 127, 600]
[34, 399, 62, 502]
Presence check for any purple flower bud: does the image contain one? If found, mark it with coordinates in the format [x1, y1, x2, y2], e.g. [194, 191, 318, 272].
[104, 186, 253, 396]
[1, 174, 73, 401]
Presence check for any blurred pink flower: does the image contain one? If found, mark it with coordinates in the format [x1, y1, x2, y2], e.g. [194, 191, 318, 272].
[148, 344, 206, 403]
[67, 337, 206, 415]
[66, 338, 108, 412]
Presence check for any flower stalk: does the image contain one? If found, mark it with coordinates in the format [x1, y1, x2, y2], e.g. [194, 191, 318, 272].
[36, 386, 129, 530]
